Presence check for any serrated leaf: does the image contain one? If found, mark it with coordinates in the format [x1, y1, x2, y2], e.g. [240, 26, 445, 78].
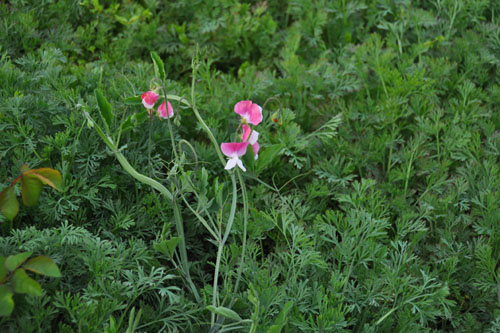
[257, 144, 283, 172]
[124, 96, 142, 105]
[21, 174, 43, 207]
[27, 168, 63, 191]
[12, 269, 42, 296]
[0, 186, 19, 221]
[0, 257, 6, 280]
[24, 256, 61, 277]
[5, 252, 33, 271]
[206, 305, 242, 322]
[151, 51, 165, 81]
[0, 285, 14, 316]
[95, 89, 113, 129]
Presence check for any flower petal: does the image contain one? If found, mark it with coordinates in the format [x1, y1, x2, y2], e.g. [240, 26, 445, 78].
[234, 100, 253, 117]
[248, 104, 262, 125]
[251, 142, 260, 160]
[236, 158, 247, 172]
[242, 124, 251, 142]
[141, 91, 159, 109]
[225, 157, 238, 170]
[221, 142, 248, 157]
[157, 101, 174, 119]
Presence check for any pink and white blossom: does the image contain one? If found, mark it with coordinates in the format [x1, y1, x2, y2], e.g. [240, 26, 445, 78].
[157, 101, 174, 119]
[141, 91, 159, 109]
[242, 124, 260, 160]
[221, 142, 249, 171]
[234, 100, 262, 126]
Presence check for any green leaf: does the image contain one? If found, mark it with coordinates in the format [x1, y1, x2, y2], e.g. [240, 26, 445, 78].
[24, 256, 61, 277]
[12, 268, 42, 296]
[0, 285, 14, 316]
[206, 305, 242, 322]
[135, 110, 149, 126]
[153, 237, 181, 257]
[28, 168, 63, 191]
[268, 301, 293, 333]
[0, 186, 19, 221]
[124, 96, 142, 105]
[257, 144, 283, 172]
[21, 174, 43, 207]
[151, 51, 165, 81]
[0, 257, 6, 280]
[121, 115, 135, 133]
[95, 89, 113, 129]
[5, 252, 32, 272]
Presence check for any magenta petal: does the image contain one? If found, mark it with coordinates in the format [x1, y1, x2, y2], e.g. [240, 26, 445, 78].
[141, 91, 159, 109]
[251, 142, 260, 160]
[157, 101, 174, 119]
[242, 124, 251, 142]
[249, 104, 262, 125]
[221, 142, 248, 157]
[234, 100, 253, 117]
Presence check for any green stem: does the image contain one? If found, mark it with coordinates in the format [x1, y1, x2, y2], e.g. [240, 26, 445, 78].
[233, 170, 248, 296]
[211, 174, 238, 328]
[173, 195, 201, 302]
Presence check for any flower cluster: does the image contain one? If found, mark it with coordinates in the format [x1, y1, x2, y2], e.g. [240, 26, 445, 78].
[221, 101, 262, 172]
[141, 90, 173, 119]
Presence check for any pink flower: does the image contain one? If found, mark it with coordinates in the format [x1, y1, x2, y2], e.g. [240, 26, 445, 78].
[234, 100, 262, 126]
[141, 91, 159, 109]
[242, 124, 260, 160]
[157, 101, 174, 119]
[221, 142, 249, 171]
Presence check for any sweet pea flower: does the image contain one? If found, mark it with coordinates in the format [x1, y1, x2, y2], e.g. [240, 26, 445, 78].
[221, 142, 249, 171]
[234, 100, 262, 126]
[141, 90, 159, 109]
[242, 124, 260, 160]
[157, 101, 174, 119]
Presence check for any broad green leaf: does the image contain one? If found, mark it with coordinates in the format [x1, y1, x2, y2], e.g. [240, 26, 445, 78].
[153, 237, 181, 257]
[206, 305, 242, 322]
[151, 51, 165, 81]
[121, 115, 135, 133]
[0, 186, 19, 221]
[24, 256, 61, 277]
[257, 144, 283, 172]
[12, 268, 42, 296]
[27, 168, 63, 191]
[95, 89, 113, 129]
[0, 285, 14, 316]
[0, 257, 6, 280]
[21, 174, 43, 207]
[5, 252, 32, 271]
[268, 301, 293, 333]
[135, 110, 149, 125]
[124, 96, 142, 105]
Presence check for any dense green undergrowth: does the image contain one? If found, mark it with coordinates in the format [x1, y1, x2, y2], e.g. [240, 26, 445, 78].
[1, 0, 500, 331]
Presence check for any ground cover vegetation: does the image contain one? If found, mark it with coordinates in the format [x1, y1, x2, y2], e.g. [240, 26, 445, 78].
[1, 0, 500, 331]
